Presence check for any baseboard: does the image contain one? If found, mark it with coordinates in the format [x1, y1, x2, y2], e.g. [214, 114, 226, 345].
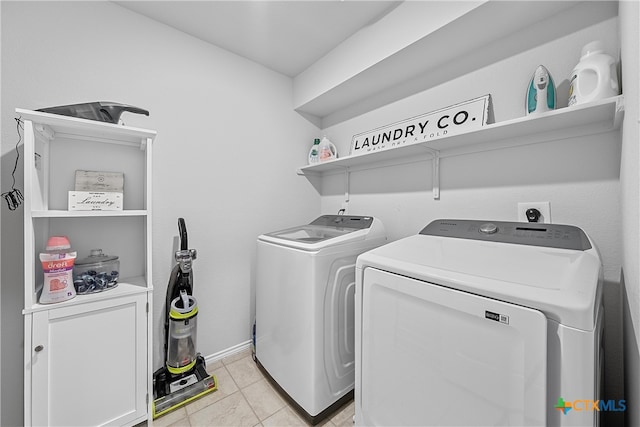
[204, 340, 252, 366]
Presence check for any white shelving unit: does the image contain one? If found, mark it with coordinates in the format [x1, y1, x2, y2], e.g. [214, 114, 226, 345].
[19, 108, 155, 427]
[297, 96, 624, 199]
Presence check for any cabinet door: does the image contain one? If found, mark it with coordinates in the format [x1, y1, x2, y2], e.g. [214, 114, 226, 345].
[30, 293, 148, 426]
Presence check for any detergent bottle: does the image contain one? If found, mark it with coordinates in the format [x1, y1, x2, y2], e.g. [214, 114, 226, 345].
[318, 136, 337, 162]
[308, 138, 320, 164]
[39, 236, 77, 304]
[568, 41, 619, 106]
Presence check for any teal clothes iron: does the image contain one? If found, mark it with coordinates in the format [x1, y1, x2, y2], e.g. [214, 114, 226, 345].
[526, 65, 556, 115]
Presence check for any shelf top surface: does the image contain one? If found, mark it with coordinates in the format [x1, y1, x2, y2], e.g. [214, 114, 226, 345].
[24, 279, 151, 314]
[31, 209, 149, 218]
[16, 108, 156, 143]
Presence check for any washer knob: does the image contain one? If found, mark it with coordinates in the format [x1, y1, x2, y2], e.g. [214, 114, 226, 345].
[479, 223, 498, 234]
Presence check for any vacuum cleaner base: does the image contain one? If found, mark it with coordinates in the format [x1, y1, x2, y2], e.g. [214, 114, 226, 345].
[152, 356, 218, 419]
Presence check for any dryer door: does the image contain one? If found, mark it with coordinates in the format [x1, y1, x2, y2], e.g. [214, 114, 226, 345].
[358, 267, 547, 426]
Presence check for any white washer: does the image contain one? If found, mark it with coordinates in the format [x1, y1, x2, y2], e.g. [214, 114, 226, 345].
[256, 215, 386, 423]
[355, 219, 604, 427]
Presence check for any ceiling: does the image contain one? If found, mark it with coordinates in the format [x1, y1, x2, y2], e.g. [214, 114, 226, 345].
[113, 0, 402, 77]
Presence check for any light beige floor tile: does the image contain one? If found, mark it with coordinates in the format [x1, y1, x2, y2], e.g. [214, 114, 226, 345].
[206, 359, 224, 372]
[242, 379, 286, 421]
[165, 417, 191, 427]
[226, 355, 264, 389]
[222, 348, 252, 365]
[188, 391, 259, 427]
[330, 400, 354, 427]
[185, 366, 239, 415]
[153, 406, 188, 427]
[261, 406, 308, 427]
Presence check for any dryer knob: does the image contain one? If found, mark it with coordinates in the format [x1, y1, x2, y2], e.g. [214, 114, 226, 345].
[479, 223, 498, 234]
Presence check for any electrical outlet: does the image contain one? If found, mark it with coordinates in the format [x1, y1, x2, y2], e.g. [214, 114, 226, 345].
[517, 201, 551, 223]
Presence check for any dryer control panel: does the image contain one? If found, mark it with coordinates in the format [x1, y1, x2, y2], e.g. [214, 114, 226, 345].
[420, 219, 592, 250]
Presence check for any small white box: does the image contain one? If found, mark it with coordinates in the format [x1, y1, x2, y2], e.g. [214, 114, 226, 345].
[68, 191, 123, 211]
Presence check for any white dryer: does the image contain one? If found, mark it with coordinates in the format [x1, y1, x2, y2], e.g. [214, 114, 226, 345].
[256, 215, 386, 423]
[355, 219, 604, 427]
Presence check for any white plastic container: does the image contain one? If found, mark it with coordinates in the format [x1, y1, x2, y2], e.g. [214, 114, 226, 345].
[318, 136, 337, 162]
[568, 41, 619, 106]
[308, 138, 320, 164]
[39, 236, 77, 304]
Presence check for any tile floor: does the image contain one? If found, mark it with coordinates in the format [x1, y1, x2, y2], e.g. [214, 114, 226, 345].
[152, 348, 355, 427]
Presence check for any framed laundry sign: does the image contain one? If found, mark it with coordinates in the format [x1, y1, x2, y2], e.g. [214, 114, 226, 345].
[349, 95, 491, 156]
[68, 191, 123, 211]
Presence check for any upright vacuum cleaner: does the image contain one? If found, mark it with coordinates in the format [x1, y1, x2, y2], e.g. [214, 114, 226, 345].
[153, 218, 217, 418]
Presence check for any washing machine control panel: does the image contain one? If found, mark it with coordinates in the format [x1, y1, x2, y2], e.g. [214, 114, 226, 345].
[310, 215, 374, 230]
[420, 219, 592, 250]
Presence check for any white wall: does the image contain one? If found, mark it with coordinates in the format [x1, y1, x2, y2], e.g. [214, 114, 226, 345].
[318, 13, 627, 420]
[293, 1, 484, 111]
[620, 1, 640, 424]
[0, 2, 3, 422]
[321, 16, 621, 267]
[0, 2, 319, 425]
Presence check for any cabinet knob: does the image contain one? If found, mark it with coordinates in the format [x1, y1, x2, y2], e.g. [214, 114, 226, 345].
[34, 345, 44, 352]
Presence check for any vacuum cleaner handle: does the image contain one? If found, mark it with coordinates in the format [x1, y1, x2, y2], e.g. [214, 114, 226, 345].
[178, 218, 188, 251]
[37, 101, 149, 124]
[98, 102, 149, 122]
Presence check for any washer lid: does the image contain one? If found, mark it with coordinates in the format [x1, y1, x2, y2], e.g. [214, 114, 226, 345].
[357, 220, 602, 331]
[260, 215, 384, 250]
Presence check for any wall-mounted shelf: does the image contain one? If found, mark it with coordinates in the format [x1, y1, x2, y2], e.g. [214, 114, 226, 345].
[299, 95, 623, 175]
[298, 96, 624, 199]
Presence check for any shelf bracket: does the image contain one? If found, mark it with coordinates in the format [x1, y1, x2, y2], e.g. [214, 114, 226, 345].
[614, 95, 625, 129]
[34, 124, 55, 141]
[343, 168, 351, 208]
[423, 148, 440, 200]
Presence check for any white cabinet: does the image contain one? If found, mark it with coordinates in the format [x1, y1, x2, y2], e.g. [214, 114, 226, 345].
[19, 108, 155, 426]
[28, 293, 148, 426]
